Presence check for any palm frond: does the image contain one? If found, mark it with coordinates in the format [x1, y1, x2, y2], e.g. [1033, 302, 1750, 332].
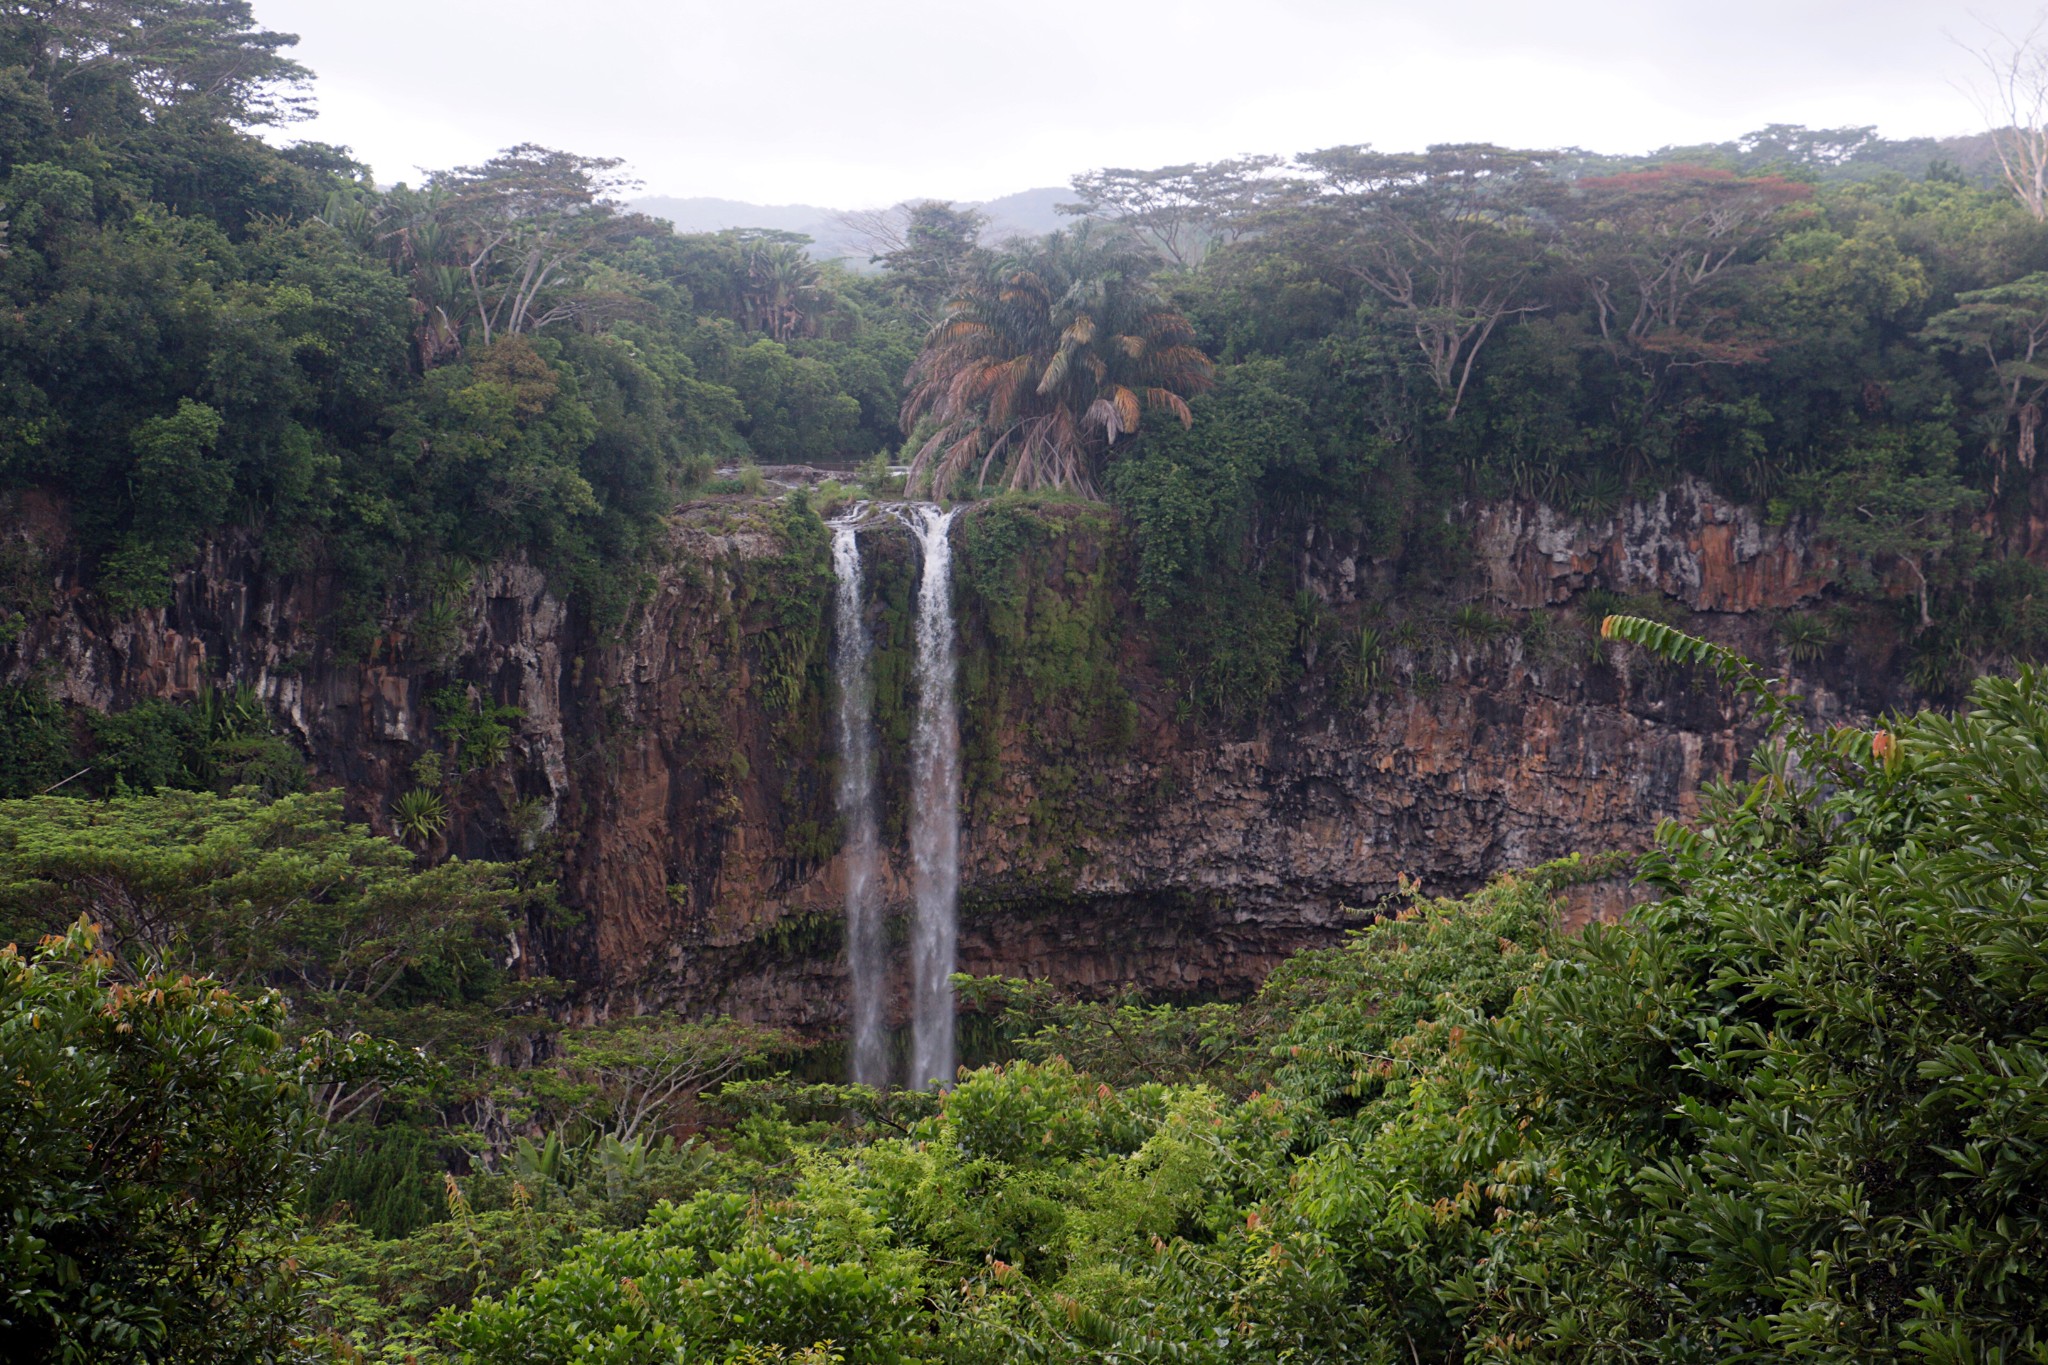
[901, 226, 1213, 496]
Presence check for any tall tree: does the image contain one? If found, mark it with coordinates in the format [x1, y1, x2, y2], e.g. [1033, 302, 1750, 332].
[1962, 15, 2048, 221]
[1291, 143, 1551, 420]
[900, 224, 1213, 498]
[868, 199, 986, 325]
[412, 144, 644, 348]
[740, 238, 827, 341]
[1061, 156, 1283, 270]
[1, 0, 313, 126]
[1557, 163, 1812, 364]
[1921, 271, 2048, 483]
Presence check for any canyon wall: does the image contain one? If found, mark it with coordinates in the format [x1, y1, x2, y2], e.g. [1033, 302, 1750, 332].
[0, 479, 1925, 1033]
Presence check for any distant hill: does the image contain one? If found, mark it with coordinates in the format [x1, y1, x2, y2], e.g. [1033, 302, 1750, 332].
[629, 187, 1069, 265]
[630, 129, 2011, 267]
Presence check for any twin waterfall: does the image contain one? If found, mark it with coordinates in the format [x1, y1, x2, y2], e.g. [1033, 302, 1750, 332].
[829, 505, 962, 1091]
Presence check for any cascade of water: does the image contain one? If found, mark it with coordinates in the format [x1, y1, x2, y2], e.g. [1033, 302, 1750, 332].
[828, 510, 888, 1088]
[906, 504, 962, 1091]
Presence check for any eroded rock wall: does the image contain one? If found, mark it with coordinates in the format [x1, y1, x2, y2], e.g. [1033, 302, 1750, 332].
[0, 480, 1922, 1032]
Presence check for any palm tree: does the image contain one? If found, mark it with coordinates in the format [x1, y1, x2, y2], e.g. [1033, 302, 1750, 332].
[743, 241, 827, 341]
[900, 225, 1214, 498]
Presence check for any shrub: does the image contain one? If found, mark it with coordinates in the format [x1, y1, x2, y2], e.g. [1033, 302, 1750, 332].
[0, 921, 320, 1363]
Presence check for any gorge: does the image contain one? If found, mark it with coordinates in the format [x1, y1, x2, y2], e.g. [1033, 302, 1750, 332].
[0, 469, 1974, 1045]
[14, 0, 2048, 1350]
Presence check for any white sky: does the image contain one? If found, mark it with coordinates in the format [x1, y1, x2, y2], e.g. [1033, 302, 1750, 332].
[255, 0, 2043, 207]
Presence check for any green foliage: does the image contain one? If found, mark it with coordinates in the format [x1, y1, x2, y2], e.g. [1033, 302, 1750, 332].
[749, 492, 835, 719]
[0, 788, 516, 1045]
[298, 1132, 732, 1357]
[552, 1016, 790, 1143]
[952, 499, 1135, 860]
[1104, 359, 1315, 719]
[305, 1120, 459, 1241]
[0, 26, 905, 635]
[1779, 423, 1982, 625]
[731, 339, 862, 462]
[1343, 623, 1387, 698]
[1776, 607, 1841, 661]
[443, 1192, 924, 1365]
[392, 787, 448, 848]
[959, 973, 1268, 1089]
[85, 684, 301, 797]
[1263, 867, 1565, 1128]
[0, 682, 306, 800]
[0, 679, 72, 797]
[1, 920, 320, 1364]
[427, 687, 523, 773]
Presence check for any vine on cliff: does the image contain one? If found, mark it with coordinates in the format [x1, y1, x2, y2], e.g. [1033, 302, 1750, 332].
[953, 497, 1136, 870]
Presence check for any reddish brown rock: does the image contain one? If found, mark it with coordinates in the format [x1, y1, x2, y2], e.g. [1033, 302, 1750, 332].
[1, 487, 1917, 1033]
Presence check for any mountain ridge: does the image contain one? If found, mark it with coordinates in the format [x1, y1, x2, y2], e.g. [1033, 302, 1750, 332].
[629, 187, 1068, 262]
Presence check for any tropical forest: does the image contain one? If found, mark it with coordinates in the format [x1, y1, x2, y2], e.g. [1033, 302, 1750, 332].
[4, 1, 2048, 1361]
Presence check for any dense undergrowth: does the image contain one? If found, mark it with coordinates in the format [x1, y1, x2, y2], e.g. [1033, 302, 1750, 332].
[6, 623, 2048, 1361]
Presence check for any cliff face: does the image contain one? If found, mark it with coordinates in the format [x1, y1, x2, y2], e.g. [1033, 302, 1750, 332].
[0, 479, 1920, 1032]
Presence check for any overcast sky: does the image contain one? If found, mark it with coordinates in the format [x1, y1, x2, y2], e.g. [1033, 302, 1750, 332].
[255, 0, 2043, 207]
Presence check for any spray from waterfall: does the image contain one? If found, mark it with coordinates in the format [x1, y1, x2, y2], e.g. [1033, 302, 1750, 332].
[829, 511, 887, 1088]
[906, 504, 962, 1091]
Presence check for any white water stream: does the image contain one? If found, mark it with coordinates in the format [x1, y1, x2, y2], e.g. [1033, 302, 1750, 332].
[828, 510, 887, 1088]
[828, 503, 963, 1091]
[905, 505, 962, 1091]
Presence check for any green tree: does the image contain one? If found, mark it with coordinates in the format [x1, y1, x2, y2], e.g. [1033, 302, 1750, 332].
[1921, 269, 2048, 480]
[1063, 155, 1285, 270]
[1558, 162, 1814, 364]
[740, 238, 830, 342]
[3, 0, 314, 127]
[1104, 359, 1314, 717]
[0, 919, 321, 1363]
[1779, 425, 1981, 629]
[731, 338, 861, 462]
[0, 680, 72, 797]
[413, 144, 644, 347]
[0, 788, 516, 1088]
[553, 1016, 788, 1143]
[869, 199, 985, 324]
[1291, 143, 1553, 419]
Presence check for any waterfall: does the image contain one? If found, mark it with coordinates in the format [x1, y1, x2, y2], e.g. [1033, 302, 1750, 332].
[906, 504, 962, 1091]
[829, 511, 887, 1089]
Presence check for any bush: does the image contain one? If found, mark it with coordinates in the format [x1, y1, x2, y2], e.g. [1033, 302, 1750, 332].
[0, 681, 72, 798]
[0, 921, 320, 1363]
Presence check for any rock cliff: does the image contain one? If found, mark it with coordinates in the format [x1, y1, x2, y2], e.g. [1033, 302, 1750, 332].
[0, 478, 1928, 1033]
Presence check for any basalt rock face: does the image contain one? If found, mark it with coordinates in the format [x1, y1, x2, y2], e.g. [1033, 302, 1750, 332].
[0, 480, 1920, 1033]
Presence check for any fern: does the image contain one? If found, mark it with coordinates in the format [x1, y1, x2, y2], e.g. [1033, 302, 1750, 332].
[1598, 613, 1791, 718]
[1600, 614, 1897, 842]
